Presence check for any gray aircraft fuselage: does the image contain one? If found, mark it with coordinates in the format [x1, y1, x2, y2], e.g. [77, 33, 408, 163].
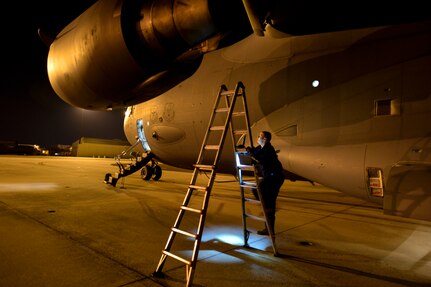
[45, 0, 431, 221]
[123, 23, 431, 221]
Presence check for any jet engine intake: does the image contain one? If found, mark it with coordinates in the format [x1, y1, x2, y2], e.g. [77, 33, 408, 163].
[47, 0, 250, 110]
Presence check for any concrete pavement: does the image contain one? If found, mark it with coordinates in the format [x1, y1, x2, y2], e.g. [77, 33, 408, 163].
[0, 155, 430, 287]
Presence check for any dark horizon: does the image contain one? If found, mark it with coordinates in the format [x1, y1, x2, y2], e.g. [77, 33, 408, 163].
[1, 1, 127, 148]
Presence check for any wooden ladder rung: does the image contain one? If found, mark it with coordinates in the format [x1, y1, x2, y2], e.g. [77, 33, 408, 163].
[210, 126, 225, 131]
[238, 165, 254, 171]
[232, 111, 246, 117]
[162, 250, 191, 265]
[220, 90, 235, 96]
[181, 206, 202, 213]
[194, 164, 214, 171]
[233, 129, 247, 135]
[244, 197, 261, 204]
[215, 107, 229, 113]
[172, 227, 198, 238]
[204, 145, 219, 150]
[189, 185, 207, 191]
[240, 181, 257, 187]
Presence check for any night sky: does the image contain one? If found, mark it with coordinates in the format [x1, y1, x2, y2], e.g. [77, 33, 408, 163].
[3, 1, 431, 149]
[1, 1, 126, 147]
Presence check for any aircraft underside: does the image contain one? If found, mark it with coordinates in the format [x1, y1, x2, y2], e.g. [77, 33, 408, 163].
[123, 24, 431, 222]
[45, 0, 431, 222]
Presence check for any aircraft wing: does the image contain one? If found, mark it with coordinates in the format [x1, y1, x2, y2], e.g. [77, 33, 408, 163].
[45, 0, 431, 111]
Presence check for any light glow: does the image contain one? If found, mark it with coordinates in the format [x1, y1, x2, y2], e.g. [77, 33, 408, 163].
[0, 183, 59, 192]
[175, 249, 244, 264]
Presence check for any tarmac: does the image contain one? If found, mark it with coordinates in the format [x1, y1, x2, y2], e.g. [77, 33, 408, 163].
[0, 155, 430, 287]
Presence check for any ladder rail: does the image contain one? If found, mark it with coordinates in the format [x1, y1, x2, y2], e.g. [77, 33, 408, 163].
[154, 83, 244, 286]
[194, 84, 227, 166]
[229, 82, 279, 256]
[153, 82, 279, 287]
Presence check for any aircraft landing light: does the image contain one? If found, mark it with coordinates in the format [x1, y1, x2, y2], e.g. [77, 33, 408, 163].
[312, 80, 320, 88]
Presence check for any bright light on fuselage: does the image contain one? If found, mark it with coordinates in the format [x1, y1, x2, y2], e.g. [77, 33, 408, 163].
[312, 80, 320, 87]
[125, 107, 132, 117]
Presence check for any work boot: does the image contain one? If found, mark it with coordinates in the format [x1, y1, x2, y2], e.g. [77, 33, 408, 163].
[257, 227, 269, 235]
[251, 188, 259, 200]
[257, 210, 275, 235]
[259, 212, 275, 236]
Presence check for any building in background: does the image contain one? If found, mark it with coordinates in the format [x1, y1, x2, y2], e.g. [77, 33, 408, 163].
[71, 137, 131, 158]
[0, 141, 43, 155]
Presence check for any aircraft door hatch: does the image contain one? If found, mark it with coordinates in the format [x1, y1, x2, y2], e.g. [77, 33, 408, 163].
[366, 167, 384, 197]
[137, 119, 151, 151]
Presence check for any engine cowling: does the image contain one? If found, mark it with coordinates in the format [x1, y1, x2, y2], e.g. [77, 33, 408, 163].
[47, 0, 250, 110]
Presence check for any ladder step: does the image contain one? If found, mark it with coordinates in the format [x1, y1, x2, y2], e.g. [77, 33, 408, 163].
[210, 126, 225, 131]
[233, 129, 247, 135]
[246, 214, 266, 222]
[181, 206, 202, 214]
[154, 83, 280, 282]
[189, 185, 207, 191]
[220, 89, 244, 96]
[163, 250, 191, 265]
[172, 227, 198, 238]
[214, 110, 245, 115]
[244, 197, 261, 204]
[238, 165, 254, 171]
[232, 111, 246, 117]
[194, 164, 214, 171]
[220, 90, 235, 96]
[204, 145, 219, 150]
[240, 181, 257, 188]
[215, 107, 229, 113]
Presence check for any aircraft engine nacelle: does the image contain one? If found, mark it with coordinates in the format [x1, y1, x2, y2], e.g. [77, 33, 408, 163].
[47, 0, 250, 110]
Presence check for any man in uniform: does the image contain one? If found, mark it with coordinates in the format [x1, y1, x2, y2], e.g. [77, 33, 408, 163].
[247, 131, 285, 235]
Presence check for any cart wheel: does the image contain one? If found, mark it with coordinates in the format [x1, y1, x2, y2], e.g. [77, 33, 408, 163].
[152, 165, 162, 181]
[141, 165, 153, 180]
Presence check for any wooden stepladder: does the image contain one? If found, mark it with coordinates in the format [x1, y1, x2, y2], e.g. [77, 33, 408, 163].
[153, 82, 246, 286]
[234, 152, 279, 256]
[153, 82, 278, 286]
[226, 87, 279, 257]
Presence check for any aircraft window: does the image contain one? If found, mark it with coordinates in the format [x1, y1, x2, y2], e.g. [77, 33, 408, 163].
[278, 124, 297, 136]
[374, 98, 400, 116]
